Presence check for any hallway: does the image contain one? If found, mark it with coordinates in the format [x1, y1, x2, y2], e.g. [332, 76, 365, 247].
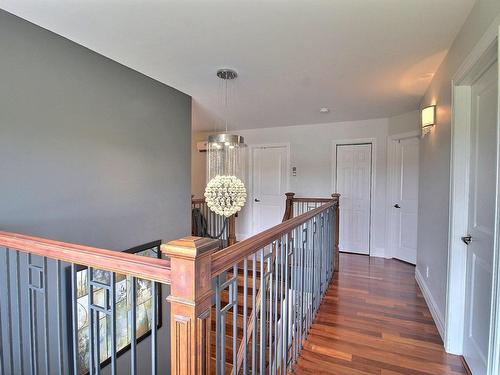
[294, 254, 468, 375]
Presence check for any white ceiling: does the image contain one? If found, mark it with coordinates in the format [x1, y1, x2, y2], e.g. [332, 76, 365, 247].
[0, 0, 475, 131]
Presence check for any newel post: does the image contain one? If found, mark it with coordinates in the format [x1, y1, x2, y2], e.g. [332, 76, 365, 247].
[282, 192, 295, 222]
[228, 215, 237, 246]
[331, 193, 340, 272]
[162, 237, 219, 375]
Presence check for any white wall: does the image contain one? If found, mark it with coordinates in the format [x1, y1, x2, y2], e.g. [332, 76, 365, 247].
[388, 110, 420, 135]
[194, 117, 394, 254]
[418, 0, 500, 333]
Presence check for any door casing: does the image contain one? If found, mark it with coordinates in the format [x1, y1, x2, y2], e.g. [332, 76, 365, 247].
[447, 19, 500, 375]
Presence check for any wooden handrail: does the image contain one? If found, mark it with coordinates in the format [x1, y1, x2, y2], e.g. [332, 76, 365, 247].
[0, 231, 172, 284]
[291, 197, 332, 203]
[211, 200, 337, 277]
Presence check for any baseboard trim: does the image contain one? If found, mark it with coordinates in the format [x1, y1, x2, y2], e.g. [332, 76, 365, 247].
[415, 268, 445, 340]
[370, 247, 386, 258]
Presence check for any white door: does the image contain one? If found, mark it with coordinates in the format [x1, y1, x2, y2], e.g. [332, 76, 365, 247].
[390, 137, 419, 264]
[463, 61, 498, 375]
[252, 146, 288, 235]
[336, 144, 372, 255]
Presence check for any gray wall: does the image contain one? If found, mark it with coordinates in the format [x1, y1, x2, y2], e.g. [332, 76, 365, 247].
[418, 0, 500, 328]
[0, 9, 191, 374]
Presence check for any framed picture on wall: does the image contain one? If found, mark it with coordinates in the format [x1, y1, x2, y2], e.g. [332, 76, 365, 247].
[67, 240, 162, 374]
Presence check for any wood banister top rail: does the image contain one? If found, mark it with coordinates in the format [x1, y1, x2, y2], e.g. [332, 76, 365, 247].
[211, 199, 337, 277]
[291, 197, 332, 203]
[0, 231, 172, 284]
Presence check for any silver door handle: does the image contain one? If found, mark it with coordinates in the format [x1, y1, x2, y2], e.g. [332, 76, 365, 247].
[461, 235, 472, 245]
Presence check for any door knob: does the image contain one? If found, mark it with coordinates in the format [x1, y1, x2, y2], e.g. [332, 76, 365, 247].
[461, 235, 472, 245]
[394, 204, 401, 208]
[254, 198, 260, 202]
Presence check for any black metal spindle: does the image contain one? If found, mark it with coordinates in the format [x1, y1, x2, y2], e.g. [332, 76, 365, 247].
[43, 258, 50, 375]
[5, 249, 14, 374]
[259, 249, 266, 374]
[242, 258, 248, 375]
[131, 276, 137, 375]
[251, 254, 257, 375]
[110, 273, 117, 375]
[151, 281, 158, 375]
[71, 264, 78, 375]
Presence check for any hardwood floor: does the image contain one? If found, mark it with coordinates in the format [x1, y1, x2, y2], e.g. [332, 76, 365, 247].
[294, 253, 468, 375]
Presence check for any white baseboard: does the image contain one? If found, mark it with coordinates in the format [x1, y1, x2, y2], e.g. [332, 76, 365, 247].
[415, 268, 445, 340]
[370, 247, 386, 258]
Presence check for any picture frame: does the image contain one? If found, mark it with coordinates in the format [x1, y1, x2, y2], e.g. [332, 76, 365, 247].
[67, 240, 163, 374]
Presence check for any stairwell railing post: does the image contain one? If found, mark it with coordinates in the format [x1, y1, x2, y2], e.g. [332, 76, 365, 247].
[162, 237, 219, 375]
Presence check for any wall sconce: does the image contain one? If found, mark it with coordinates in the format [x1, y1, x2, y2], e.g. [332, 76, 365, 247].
[421, 105, 436, 136]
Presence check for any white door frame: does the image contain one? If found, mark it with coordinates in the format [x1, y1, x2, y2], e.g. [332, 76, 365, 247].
[446, 18, 500, 375]
[248, 143, 291, 237]
[385, 130, 420, 260]
[331, 138, 376, 256]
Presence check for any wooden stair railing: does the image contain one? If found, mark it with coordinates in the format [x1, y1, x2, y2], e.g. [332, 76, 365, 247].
[0, 230, 175, 375]
[192, 196, 237, 246]
[0, 193, 339, 375]
[282, 192, 340, 272]
[161, 194, 340, 375]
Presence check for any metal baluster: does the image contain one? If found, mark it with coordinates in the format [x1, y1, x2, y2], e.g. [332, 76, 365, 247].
[5, 249, 14, 374]
[215, 274, 222, 375]
[28, 254, 38, 375]
[243, 258, 248, 375]
[232, 264, 238, 371]
[43, 258, 50, 375]
[283, 234, 290, 374]
[268, 246, 274, 372]
[0, 251, 5, 375]
[251, 254, 257, 375]
[110, 273, 117, 375]
[274, 240, 280, 375]
[275, 241, 280, 374]
[89, 268, 95, 374]
[56, 260, 64, 375]
[290, 227, 297, 364]
[16, 251, 24, 375]
[131, 276, 137, 375]
[94, 309, 101, 375]
[151, 281, 158, 375]
[259, 249, 266, 374]
[71, 265, 78, 375]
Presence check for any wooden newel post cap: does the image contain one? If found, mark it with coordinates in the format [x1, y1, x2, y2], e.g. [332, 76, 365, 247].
[161, 236, 219, 304]
[285, 192, 295, 198]
[331, 193, 340, 201]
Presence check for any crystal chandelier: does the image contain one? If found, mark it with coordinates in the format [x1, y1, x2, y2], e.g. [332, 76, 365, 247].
[204, 69, 247, 217]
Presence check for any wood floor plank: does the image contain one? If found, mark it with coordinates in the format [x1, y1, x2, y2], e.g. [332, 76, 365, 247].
[294, 254, 467, 375]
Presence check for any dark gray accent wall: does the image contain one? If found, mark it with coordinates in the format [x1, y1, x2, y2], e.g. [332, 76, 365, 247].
[0, 9, 191, 374]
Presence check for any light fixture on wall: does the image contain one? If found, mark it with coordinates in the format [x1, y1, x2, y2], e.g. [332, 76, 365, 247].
[204, 69, 247, 217]
[421, 105, 436, 136]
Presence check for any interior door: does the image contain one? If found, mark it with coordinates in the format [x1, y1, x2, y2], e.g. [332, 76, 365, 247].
[252, 146, 288, 235]
[391, 137, 419, 264]
[335, 144, 372, 255]
[463, 60, 498, 375]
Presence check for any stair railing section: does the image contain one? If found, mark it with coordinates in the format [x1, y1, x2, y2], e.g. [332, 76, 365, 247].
[168, 196, 339, 375]
[0, 231, 173, 375]
[192, 196, 237, 247]
[283, 192, 340, 273]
